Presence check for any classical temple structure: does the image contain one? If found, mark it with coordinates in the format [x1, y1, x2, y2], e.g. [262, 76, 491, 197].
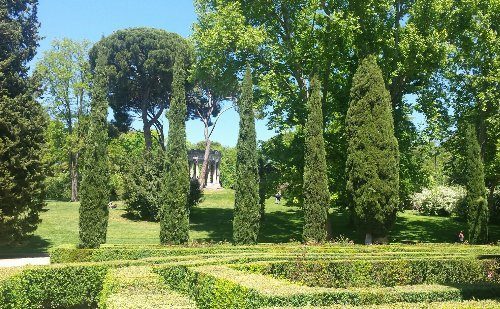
[188, 149, 222, 189]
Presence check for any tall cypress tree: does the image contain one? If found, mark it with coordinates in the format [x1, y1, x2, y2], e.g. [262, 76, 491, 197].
[302, 76, 330, 242]
[346, 55, 399, 244]
[233, 66, 260, 244]
[464, 124, 488, 244]
[79, 51, 110, 248]
[0, 0, 46, 243]
[160, 56, 190, 244]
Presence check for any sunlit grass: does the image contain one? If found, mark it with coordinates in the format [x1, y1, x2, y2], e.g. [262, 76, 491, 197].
[1, 188, 498, 257]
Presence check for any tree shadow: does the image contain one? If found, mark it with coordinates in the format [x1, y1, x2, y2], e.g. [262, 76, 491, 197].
[448, 283, 500, 300]
[0, 235, 51, 258]
[390, 215, 466, 243]
[259, 209, 303, 243]
[190, 207, 234, 241]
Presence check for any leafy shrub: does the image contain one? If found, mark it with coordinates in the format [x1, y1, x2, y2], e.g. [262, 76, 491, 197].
[44, 172, 71, 201]
[411, 186, 466, 216]
[188, 178, 204, 209]
[123, 151, 164, 221]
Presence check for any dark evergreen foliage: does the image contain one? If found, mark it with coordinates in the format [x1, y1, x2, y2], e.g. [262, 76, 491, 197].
[0, 0, 46, 243]
[160, 56, 190, 244]
[302, 76, 330, 242]
[188, 178, 204, 210]
[464, 124, 488, 244]
[78, 51, 110, 248]
[346, 55, 399, 241]
[123, 150, 164, 221]
[233, 67, 260, 244]
[0, 95, 46, 243]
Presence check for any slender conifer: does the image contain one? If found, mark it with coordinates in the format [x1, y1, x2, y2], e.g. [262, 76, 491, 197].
[160, 56, 190, 244]
[302, 76, 330, 242]
[346, 55, 399, 244]
[233, 66, 260, 244]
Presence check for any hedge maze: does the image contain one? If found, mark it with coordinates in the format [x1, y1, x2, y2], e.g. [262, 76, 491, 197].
[1, 244, 500, 308]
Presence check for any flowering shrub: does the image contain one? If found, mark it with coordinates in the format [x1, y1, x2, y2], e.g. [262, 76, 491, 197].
[411, 186, 466, 216]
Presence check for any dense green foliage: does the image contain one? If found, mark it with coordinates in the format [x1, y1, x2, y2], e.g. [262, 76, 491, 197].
[346, 56, 399, 241]
[302, 76, 330, 242]
[233, 67, 260, 244]
[0, 0, 46, 243]
[35, 39, 91, 202]
[464, 124, 489, 244]
[0, 96, 46, 243]
[78, 51, 110, 248]
[89, 28, 191, 150]
[194, 0, 499, 219]
[160, 57, 190, 244]
[123, 150, 164, 221]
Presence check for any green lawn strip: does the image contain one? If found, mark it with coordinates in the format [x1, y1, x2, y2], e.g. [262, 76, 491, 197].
[3, 191, 500, 256]
[99, 265, 196, 309]
[155, 264, 492, 307]
[262, 299, 500, 308]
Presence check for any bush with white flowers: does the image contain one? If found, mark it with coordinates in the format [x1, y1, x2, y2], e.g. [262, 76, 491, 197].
[411, 186, 466, 216]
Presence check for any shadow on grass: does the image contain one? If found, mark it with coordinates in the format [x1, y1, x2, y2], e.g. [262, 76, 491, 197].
[390, 215, 466, 243]
[259, 209, 303, 243]
[450, 283, 500, 300]
[190, 207, 233, 241]
[0, 235, 51, 258]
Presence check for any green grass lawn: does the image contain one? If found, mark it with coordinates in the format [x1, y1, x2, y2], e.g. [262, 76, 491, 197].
[1, 188, 499, 257]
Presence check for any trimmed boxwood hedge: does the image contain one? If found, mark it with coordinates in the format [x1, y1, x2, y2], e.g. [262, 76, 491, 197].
[2, 244, 500, 308]
[154, 265, 500, 308]
[0, 264, 108, 308]
[236, 258, 499, 288]
[98, 265, 196, 308]
[50, 243, 500, 263]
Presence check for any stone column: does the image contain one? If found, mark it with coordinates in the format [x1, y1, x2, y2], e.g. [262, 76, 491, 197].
[215, 161, 219, 185]
[209, 161, 214, 185]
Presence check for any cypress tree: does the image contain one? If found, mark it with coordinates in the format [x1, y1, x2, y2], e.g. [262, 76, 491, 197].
[302, 76, 330, 242]
[160, 56, 190, 244]
[78, 52, 110, 248]
[464, 124, 488, 244]
[0, 0, 46, 243]
[233, 66, 260, 244]
[346, 55, 399, 244]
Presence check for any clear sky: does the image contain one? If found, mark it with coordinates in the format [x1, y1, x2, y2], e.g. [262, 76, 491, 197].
[35, 0, 276, 147]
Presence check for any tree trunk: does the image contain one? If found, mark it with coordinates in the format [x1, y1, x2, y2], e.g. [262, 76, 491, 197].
[142, 109, 153, 151]
[365, 233, 372, 245]
[199, 138, 211, 189]
[70, 152, 79, 202]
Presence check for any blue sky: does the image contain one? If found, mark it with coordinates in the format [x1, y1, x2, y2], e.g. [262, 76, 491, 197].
[35, 0, 276, 147]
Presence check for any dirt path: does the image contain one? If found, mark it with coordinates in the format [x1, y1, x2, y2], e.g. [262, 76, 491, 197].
[0, 257, 50, 268]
